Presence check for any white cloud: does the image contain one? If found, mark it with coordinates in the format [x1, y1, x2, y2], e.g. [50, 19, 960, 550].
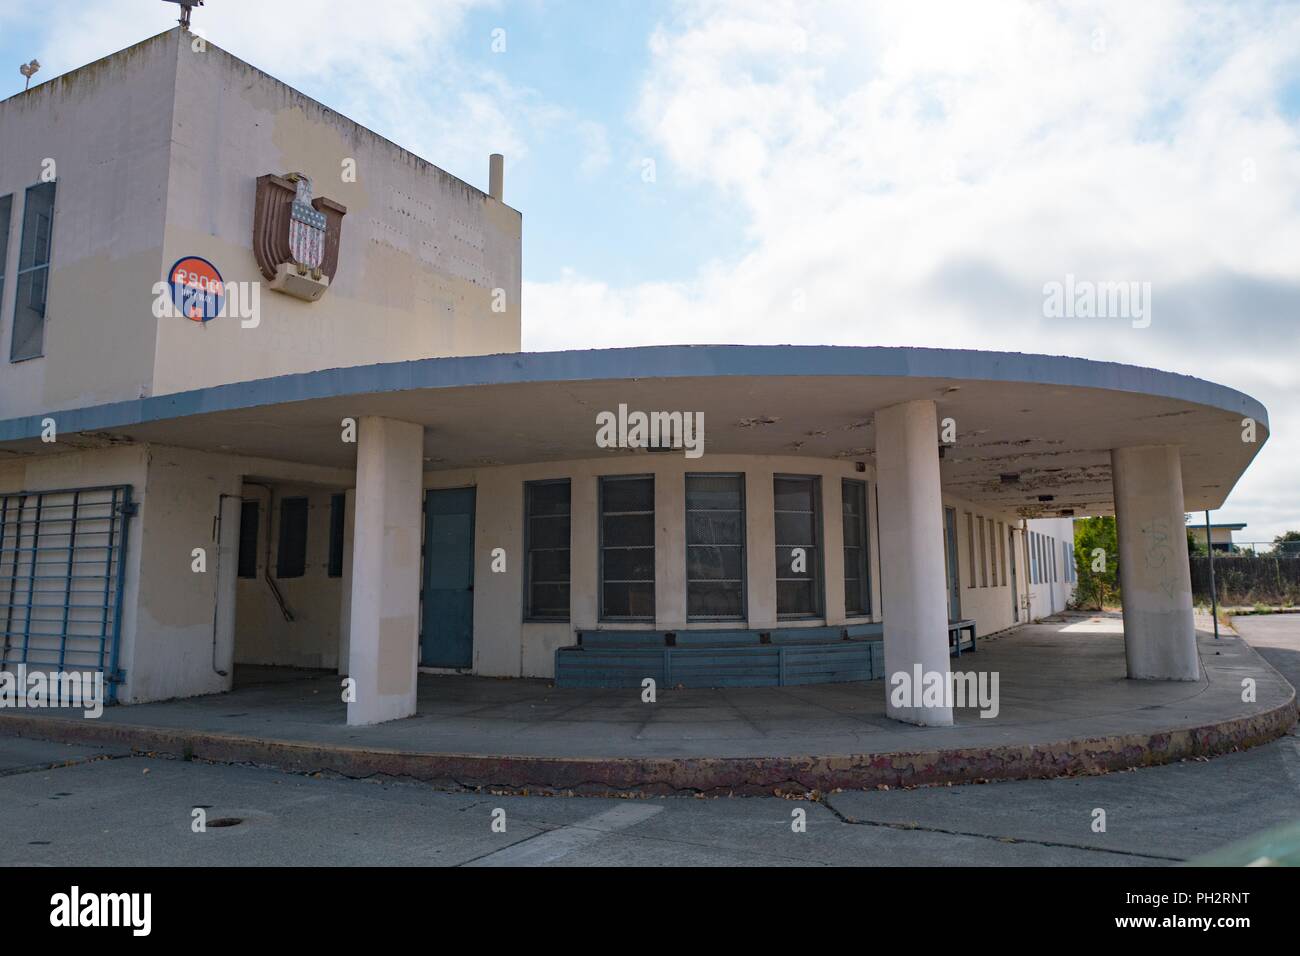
[524, 0, 1300, 538]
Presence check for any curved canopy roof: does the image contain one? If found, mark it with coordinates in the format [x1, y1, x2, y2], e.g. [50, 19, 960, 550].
[0, 345, 1269, 515]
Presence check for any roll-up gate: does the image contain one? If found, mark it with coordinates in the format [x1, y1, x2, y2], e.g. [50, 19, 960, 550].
[0, 485, 134, 702]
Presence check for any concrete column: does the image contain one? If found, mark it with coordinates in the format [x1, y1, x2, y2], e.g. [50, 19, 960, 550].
[744, 468, 777, 629]
[656, 465, 687, 630]
[1111, 445, 1199, 680]
[337, 488, 355, 675]
[347, 417, 424, 725]
[875, 400, 952, 726]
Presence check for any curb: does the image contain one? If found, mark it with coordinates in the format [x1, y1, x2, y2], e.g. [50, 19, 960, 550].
[1, 691, 1293, 796]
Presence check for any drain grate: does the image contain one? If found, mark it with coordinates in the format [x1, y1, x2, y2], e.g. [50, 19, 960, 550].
[206, 817, 244, 828]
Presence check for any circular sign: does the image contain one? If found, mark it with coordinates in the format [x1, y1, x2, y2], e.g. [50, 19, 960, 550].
[168, 256, 225, 322]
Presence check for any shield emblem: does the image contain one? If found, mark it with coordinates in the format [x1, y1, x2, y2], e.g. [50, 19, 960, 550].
[288, 177, 326, 270]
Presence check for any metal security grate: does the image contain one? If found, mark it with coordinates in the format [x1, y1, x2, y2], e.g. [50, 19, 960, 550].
[0, 485, 134, 702]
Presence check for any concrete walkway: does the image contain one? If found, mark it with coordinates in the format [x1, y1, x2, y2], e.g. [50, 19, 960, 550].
[1, 613, 1293, 794]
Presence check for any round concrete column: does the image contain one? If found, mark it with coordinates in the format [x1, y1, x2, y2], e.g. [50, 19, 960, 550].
[347, 416, 425, 725]
[1111, 445, 1199, 681]
[875, 400, 953, 726]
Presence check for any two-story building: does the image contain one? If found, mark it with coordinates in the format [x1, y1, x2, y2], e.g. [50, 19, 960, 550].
[0, 28, 1268, 728]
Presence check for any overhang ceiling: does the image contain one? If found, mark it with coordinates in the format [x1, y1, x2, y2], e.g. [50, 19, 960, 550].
[0, 345, 1269, 517]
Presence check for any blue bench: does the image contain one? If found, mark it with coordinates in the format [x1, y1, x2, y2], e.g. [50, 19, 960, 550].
[949, 619, 977, 656]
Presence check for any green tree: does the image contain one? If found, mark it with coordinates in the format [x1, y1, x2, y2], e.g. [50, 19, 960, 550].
[1274, 530, 1300, 557]
[1072, 516, 1120, 610]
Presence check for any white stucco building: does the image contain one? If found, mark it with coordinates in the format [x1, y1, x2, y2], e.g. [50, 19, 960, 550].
[0, 30, 1267, 727]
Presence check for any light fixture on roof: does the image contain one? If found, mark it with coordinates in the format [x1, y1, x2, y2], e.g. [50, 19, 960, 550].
[19, 59, 39, 90]
[161, 0, 204, 29]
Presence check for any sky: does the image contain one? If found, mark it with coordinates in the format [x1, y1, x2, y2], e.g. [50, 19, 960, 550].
[1, 0, 1297, 541]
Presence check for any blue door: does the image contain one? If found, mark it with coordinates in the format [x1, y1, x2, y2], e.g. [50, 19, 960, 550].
[421, 488, 475, 668]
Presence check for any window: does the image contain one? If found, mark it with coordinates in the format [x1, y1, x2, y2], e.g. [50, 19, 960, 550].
[998, 521, 1007, 587]
[685, 474, 745, 620]
[774, 475, 822, 618]
[276, 497, 309, 578]
[841, 479, 871, 617]
[978, 517, 988, 587]
[989, 520, 998, 586]
[599, 476, 654, 620]
[1029, 532, 1038, 584]
[0, 195, 11, 324]
[327, 493, 346, 578]
[237, 500, 259, 579]
[966, 512, 975, 588]
[11, 182, 55, 361]
[1051, 537, 1058, 582]
[526, 480, 571, 621]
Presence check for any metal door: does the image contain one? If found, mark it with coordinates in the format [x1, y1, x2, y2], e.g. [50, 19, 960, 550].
[421, 488, 475, 668]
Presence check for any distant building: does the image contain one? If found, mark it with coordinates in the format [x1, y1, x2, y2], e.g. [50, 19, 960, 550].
[1188, 521, 1248, 552]
[0, 29, 1269, 727]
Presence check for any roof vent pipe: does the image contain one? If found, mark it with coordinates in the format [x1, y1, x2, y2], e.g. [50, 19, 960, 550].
[489, 153, 504, 200]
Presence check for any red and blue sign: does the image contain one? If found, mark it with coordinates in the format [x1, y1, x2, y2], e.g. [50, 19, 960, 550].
[168, 256, 225, 322]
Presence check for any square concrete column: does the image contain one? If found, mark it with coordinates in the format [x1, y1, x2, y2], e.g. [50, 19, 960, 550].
[875, 400, 953, 726]
[1111, 445, 1199, 680]
[347, 417, 424, 725]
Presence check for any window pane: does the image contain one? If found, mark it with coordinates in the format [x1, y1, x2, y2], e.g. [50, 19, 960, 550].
[602, 581, 655, 619]
[529, 548, 570, 583]
[603, 512, 654, 547]
[688, 581, 744, 618]
[11, 182, 55, 362]
[773, 511, 814, 544]
[600, 476, 654, 620]
[237, 500, 259, 579]
[686, 545, 745, 581]
[685, 510, 744, 544]
[777, 580, 816, 616]
[0, 194, 10, 315]
[603, 547, 656, 581]
[328, 494, 346, 578]
[601, 476, 654, 512]
[529, 513, 569, 549]
[276, 497, 309, 578]
[526, 480, 570, 620]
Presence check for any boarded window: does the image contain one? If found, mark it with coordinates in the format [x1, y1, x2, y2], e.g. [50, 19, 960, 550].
[11, 182, 55, 361]
[774, 475, 821, 618]
[327, 494, 346, 578]
[237, 500, 259, 579]
[526, 480, 571, 621]
[842, 479, 870, 617]
[599, 476, 654, 620]
[276, 497, 308, 578]
[686, 474, 745, 620]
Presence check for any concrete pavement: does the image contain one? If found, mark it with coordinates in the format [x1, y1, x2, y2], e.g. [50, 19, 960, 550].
[1, 614, 1293, 794]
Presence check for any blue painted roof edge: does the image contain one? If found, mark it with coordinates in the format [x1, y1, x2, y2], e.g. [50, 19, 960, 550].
[0, 345, 1270, 444]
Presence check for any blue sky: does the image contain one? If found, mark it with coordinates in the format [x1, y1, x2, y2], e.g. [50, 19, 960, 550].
[2, 0, 1298, 540]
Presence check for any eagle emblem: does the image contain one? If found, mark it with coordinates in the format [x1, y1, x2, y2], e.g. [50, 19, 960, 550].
[253, 172, 347, 301]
